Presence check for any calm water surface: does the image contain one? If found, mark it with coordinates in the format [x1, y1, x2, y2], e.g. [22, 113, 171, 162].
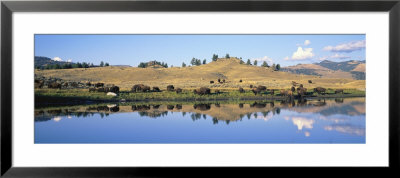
[35, 98, 365, 143]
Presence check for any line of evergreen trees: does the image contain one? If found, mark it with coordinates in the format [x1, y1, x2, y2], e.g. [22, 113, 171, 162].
[138, 60, 168, 68]
[36, 61, 109, 70]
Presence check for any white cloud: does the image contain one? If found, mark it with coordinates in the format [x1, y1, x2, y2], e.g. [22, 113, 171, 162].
[317, 54, 351, 61]
[304, 40, 311, 46]
[330, 53, 351, 59]
[251, 56, 274, 65]
[323, 40, 366, 53]
[290, 47, 315, 60]
[52, 57, 63, 61]
[284, 56, 290, 60]
[66, 59, 72, 62]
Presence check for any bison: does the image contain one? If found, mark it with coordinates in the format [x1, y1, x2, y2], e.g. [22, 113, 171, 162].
[239, 87, 245, 93]
[88, 88, 96, 92]
[314, 87, 326, 94]
[308, 80, 312, 83]
[250, 85, 253, 88]
[175, 88, 182, 93]
[335, 89, 344, 94]
[131, 84, 150, 92]
[239, 79, 242, 83]
[210, 81, 214, 84]
[297, 87, 307, 97]
[291, 86, 296, 92]
[257, 85, 267, 91]
[95, 83, 104, 88]
[107, 86, 120, 93]
[167, 85, 175, 91]
[47, 82, 61, 89]
[34, 79, 44, 88]
[193, 87, 211, 95]
[153, 86, 161, 92]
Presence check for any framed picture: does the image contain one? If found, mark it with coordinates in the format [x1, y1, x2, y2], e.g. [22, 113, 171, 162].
[1, 0, 399, 177]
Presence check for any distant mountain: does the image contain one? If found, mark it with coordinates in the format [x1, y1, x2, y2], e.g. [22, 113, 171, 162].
[34, 56, 70, 68]
[282, 60, 366, 80]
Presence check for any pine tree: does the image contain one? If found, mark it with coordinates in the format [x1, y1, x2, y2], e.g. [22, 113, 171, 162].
[212, 54, 218, 61]
[182, 62, 186, 67]
[254, 60, 258, 66]
[246, 59, 251, 65]
[100, 61, 104, 67]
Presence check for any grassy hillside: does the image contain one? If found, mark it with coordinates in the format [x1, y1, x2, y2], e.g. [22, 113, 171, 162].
[282, 60, 366, 80]
[35, 58, 365, 90]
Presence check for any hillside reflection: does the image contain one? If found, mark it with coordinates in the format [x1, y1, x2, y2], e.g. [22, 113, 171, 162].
[35, 97, 365, 143]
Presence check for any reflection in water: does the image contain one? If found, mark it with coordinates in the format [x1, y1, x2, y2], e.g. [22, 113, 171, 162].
[35, 98, 366, 143]
[325, 124, 365, 136]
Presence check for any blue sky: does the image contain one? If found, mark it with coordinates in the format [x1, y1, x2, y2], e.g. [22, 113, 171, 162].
[35, 34, 365, 67]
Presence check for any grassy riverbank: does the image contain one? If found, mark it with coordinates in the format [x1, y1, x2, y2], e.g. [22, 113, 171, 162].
[35, 88, 365, 106]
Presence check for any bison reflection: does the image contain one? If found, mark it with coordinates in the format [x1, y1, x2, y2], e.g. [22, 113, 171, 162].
[131, 105, 151, 111]
[138, 111, 169, 118]
[193, 104, 211, 111]
[87, 105, 119, 112]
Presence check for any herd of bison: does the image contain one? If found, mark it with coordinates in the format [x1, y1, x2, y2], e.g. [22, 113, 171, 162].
[35, 76, 346, 98]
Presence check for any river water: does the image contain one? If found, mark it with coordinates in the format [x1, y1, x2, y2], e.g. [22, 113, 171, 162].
[34, 97, 365, 143]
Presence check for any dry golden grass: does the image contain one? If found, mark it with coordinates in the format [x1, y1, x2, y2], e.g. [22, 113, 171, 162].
[35, 57, 365, 90]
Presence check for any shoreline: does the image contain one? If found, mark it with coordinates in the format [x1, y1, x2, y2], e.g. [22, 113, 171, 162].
[35, 93, 366, 107]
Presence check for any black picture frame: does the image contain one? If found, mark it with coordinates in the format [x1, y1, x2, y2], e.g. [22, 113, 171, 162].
[1, 0, 399, 177]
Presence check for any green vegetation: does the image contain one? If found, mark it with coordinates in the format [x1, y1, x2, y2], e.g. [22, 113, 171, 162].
[212, 54, 218, 61]
[190, 58, 202, 66]
[35, 88, 365, 106]
[138, 60, 168, 68]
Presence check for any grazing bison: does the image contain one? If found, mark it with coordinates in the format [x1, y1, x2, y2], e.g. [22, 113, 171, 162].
[153, 86, 161, 92]
[96, 87, 106, 92]
[210, 81, 214, 84]
[257, 85, 267, 91]
[175, 88, 182, 93]
[222, 79, 226, 83]
[250, 85, 253, 88]
[297, 87, 307, 97]
[167, 85, 175, 91]
[95, 83, 104, 88]
[308, 80, 312, 83]
[239, 87, 245, 93]
[292, 81, 299, 87]
[314, 87, 326, 94]
[132, 84, 150, 92]
[252, 88, 259, 95]
[299, 84, 303, 88]
[167, 105, 175, 110]
[34, 80, 44, 88]
[86, 82, 92, 86]
[335, 89, 344, 94]
[291, 86, 296, 92]
[280, 89, 293, 97]
[108, 86, 120, 93]
[176, 104, 182, 110]
[48, 82, 61, 89]
[239, 79, 242, 83]
[71, 82, 79, 88]
[218, 78, 221, 83]
[88, 88, 96, 92]
[193, 87, 211, 95]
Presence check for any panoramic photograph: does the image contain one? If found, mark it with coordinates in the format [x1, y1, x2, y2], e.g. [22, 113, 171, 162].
[34, 34, 366, 143]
